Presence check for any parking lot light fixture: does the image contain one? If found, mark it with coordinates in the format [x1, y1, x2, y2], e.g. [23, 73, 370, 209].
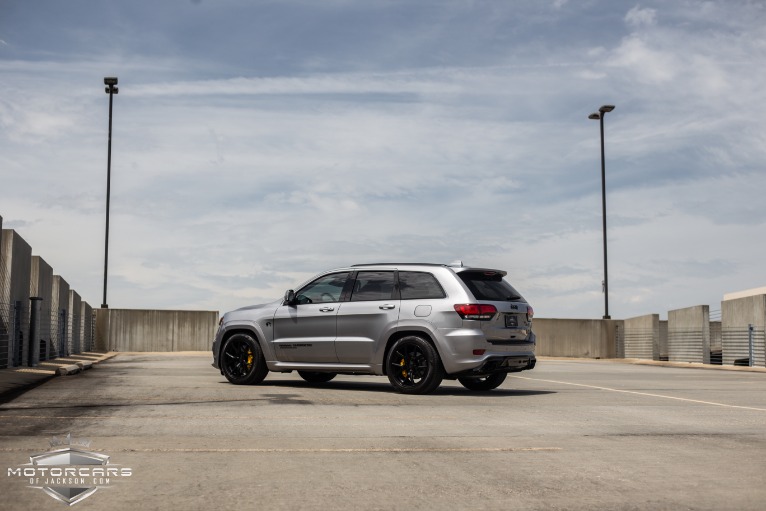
[102, 77, 119, 309]
[589, 104, 615, 320]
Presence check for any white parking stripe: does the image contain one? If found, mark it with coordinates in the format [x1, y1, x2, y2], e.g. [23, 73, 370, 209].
[0, 447, 561, 453]
[511, 376, 766, 412]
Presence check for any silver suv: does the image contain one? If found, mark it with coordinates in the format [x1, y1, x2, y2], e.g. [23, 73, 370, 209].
[212, 262, 536, 394]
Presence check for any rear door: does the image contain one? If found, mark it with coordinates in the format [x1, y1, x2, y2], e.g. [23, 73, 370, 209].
[335, 270, 399, 364]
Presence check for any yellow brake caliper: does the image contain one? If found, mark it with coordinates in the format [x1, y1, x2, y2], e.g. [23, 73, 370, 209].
[400, 358, 407, 377]
[247, 349, 254, 369]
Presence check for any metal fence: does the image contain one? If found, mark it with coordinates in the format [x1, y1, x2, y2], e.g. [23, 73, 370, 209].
[710, 322, 722, 364]
[0, 299, 96, 368]
[613, 321, 764, 368]
[722, 326, 766, 367]
[0, 301, 30, 368]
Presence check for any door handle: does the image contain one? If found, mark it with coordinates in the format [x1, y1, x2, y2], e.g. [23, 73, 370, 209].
[319, 307, 335, 312]
[379, 304, 396, 310]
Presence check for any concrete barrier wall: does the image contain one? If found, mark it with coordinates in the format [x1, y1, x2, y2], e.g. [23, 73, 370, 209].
[668, 305, 710, 364]
[51, 276, 70, 357]
[30, 256, 54, 360]
[68, 290, 82, 354]
[659, 320, 668, 360]
[96, 308, 219, 352]
[623, 314, 659, 360]
[533, 318, 620, 358]
[722, 294, 766, 328]
[81, 302, 94, 352]
[1, 230, 32, 367]
[721, 294, 766, 366]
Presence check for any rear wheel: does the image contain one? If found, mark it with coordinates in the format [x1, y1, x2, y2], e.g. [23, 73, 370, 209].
[221, 333, 268, 385]
[458, 372, 507, 391]
[386, 336, 443, 394]
[298, 371, 337, 383]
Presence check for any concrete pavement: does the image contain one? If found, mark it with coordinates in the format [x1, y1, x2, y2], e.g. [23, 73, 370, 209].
[1, 352, 762, 406]
[1, 353, 765, 510]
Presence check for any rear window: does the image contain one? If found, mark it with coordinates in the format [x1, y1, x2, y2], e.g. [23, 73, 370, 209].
[457, 271, 525, 302]
[398, 271, 446, 300]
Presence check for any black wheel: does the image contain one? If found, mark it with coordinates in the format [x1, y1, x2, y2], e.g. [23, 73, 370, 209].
[221, 333, 268, 385]
[386, 336, 443, 394]
[298, 371, 337, 383]
[458, 372, 507, 391]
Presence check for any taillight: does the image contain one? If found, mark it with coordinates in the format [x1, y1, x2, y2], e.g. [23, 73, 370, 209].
[527, 306, 534, 322]
[454, 304, 497, 320]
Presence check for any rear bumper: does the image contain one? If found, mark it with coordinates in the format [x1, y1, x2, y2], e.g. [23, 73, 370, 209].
[449, 355, 536, 378]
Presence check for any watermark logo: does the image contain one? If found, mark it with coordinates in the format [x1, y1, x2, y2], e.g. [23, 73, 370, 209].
[6, 433, 133, 506]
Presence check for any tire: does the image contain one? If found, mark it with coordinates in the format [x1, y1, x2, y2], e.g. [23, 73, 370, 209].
[221, 333, 269, 385]
[458, 372, 507, 391]
[298, 371, 337, 383]
[386, 336, 444, 394]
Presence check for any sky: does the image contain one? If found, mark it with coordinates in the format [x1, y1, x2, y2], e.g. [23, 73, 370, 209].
[1, 0, 765, 319]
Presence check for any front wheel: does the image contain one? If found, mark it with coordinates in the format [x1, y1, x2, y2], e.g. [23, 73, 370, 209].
[221, 333, 269, 385]
[386, 336, 443, 394]
[458, 372, 507, 391]
[298, 371, 337, 383]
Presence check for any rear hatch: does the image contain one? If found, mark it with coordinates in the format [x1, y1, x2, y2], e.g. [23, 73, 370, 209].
[456, 269, 532, 343]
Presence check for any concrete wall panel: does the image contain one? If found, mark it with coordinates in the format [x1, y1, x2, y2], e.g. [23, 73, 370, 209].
[722, 295, 766, 329]
[1, 230, 33, 367]
[623, 314, 659, 360]
[533, 318, 620, 359]
[96, 309, 218, 352]
[659, 320, 668, 360]
[51, 276, 70, 357]
[721, 294, 766, 366]
[668, 305, 710, 364]
[68, 290, 82, 354]
[30, 256, 54, 360]
[81, 302, 94, 352]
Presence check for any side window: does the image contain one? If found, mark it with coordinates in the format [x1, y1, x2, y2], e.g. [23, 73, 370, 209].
[296, 272, 350, 304]
[350, 271, 395, 302]
[398, 271, 446, 300]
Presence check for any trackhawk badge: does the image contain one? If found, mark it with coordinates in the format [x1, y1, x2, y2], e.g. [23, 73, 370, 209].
[6, 433, 133, 506]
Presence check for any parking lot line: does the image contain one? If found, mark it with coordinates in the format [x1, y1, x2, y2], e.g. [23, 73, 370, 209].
[511, 375, 766, 412]
[0, 446, 562, 453]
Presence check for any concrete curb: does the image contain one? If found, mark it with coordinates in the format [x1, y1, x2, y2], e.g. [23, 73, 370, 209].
[54, 352, 117, 376]
[0, 352, 119, 403]
[57, 364, 82, 376]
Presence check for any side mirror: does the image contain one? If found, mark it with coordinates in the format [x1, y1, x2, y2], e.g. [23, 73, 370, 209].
[284, 290, 296, 306]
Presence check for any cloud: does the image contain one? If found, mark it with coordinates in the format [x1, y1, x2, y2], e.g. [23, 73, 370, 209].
[625, 5, 657, 27]
[1, 0, 765, 320]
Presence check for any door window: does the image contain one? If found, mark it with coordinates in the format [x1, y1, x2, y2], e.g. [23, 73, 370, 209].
[349, 271, 395, 301]
[296, 272, 350, 304]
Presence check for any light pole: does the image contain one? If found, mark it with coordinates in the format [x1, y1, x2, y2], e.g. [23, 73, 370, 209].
[588, 104, 615, 320]
[102, 77, 119, 309]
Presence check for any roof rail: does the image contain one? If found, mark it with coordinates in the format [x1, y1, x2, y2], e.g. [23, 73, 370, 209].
[350, 262, 450, 268]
